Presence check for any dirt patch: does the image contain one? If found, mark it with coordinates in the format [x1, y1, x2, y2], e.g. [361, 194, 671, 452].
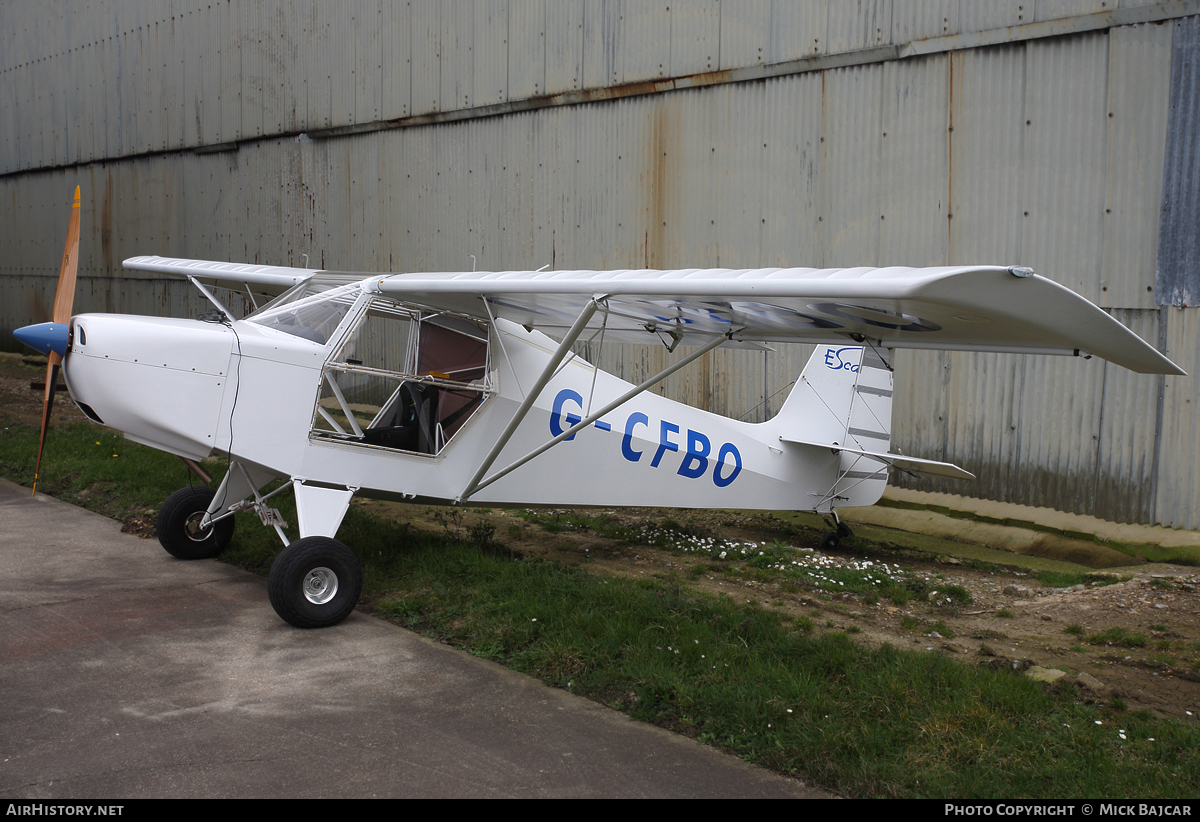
[0, 353, 88, 430]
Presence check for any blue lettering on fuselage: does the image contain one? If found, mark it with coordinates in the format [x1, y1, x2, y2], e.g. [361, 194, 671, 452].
[550, 388, 742, 487]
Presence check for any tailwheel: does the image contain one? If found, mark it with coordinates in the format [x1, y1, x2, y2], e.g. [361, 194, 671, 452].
[819, 516, 854, 552]
[267, 536, 363, 629]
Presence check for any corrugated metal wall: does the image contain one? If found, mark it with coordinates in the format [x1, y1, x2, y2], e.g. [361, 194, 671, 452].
[3, 0, 1191, 173]
[2, 2, 1197, 529]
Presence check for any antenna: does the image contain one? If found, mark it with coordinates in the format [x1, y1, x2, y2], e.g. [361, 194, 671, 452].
[469, 254, 476, 272]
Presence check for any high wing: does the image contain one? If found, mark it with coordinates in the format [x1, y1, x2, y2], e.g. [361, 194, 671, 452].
[124, 256, 320, 297]
[366, 265, 1182, 375]
[123, 258, 1182, 375]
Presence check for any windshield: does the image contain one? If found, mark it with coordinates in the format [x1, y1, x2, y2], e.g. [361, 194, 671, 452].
[245, 278, 361, 344]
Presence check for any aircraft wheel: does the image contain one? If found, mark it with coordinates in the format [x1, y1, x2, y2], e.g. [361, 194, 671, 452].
[267, 537, 362, 629]
[157, 486, 235, 560]
[820, 531, 840, 552]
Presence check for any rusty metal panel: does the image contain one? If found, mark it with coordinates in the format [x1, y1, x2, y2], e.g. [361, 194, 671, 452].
[669, 0, 720, 74]
[440, 0, 473, 113]
[947, 43, 1026, 265]
[719, 0, 771, 68]
[1102, 21, 1172, 309]
[546, 0, 584, 93]
[879, 53, 950, 265]
[826, 0, 893, 54]
[410, 0, 442, 115]
[1019, 31, 1110, 304]
[508, 0, 546, 98]
[381, 0, 412, 119]
[819, 63, 885, 266]
[891, 0, 958, 42]
[1156, 14, 1200, 308]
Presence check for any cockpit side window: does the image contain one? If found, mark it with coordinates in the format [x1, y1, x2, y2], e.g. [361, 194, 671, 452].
[310, 299, 491, 456]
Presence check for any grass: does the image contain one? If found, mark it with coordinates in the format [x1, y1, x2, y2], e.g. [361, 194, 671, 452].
[4, 420, 1200, 798]
[1086, 627, 1148, 649]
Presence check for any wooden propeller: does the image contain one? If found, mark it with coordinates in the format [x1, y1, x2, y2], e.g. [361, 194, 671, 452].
[32, 186, 81, 496]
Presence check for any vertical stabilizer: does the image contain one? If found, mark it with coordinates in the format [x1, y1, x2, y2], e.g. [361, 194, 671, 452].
[772, 344, 894, 509]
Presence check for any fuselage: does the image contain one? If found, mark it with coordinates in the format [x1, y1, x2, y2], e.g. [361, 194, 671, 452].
[62, 282, 887, 514]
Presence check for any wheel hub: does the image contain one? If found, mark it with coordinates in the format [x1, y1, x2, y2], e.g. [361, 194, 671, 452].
[184, 512, 213, 542]
[303, 567, 338, 605]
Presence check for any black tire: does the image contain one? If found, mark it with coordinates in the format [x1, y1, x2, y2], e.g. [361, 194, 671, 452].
[156, 486, 235, 559]
[820, 531, 840, 552]
[267, 537, 363, 629]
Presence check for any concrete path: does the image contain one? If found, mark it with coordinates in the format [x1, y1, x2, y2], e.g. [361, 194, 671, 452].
[0, 479, 826, 798]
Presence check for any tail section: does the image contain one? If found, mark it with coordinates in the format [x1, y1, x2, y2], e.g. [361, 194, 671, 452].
[771, 343, 972, 512]
[773, 344, 893, 509]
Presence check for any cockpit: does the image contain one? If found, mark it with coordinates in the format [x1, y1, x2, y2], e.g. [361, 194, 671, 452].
[246, 278, 492, 456]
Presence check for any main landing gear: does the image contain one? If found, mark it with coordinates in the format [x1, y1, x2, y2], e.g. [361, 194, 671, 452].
[156, 486, 236, 559]
[267, 536, 363, 629]
[156, 478, 363, 629]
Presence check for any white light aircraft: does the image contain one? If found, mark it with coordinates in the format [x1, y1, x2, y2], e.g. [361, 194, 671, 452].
[14, 190, 1185, 628]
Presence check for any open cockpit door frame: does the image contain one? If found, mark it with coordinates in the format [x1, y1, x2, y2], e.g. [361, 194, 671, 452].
[308, 292, 495, 458]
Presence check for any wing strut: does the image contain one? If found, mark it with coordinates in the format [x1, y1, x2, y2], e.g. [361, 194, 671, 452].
[461, 330, 731, 502]
[458, 299, 601, 502]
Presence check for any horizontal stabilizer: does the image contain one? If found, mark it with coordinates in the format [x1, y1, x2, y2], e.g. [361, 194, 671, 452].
[783, 437, 976, 481]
